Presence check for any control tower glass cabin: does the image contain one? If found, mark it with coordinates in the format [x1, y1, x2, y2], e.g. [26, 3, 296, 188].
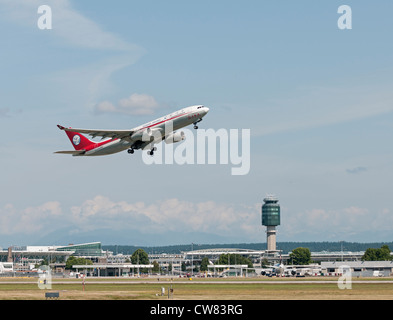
[262, 196, 280, 251]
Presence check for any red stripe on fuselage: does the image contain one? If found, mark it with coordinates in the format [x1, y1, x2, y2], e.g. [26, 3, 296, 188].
[137, 111, 195, 132]
[85, 110, 197, 152]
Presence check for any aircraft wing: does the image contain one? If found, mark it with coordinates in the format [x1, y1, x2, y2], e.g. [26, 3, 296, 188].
[57, 125, 134, 141]
[54, 150, 86, 155]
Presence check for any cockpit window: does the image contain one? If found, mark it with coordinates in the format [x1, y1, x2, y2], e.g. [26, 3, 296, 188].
[197, 106, 203, 109]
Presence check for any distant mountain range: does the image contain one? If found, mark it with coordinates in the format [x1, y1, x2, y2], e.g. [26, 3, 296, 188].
[1, 225, 392, 254]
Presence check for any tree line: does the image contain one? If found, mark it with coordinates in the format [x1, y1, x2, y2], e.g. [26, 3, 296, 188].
[60, 244, 393, 271]
[288, 245, 393, 265]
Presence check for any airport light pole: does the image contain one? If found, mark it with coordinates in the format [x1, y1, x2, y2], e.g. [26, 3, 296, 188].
[191, 243, 193, 276]
[341, 241, 344, 262]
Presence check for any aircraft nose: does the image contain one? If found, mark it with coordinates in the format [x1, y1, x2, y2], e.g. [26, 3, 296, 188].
[204, 107, 209, 114]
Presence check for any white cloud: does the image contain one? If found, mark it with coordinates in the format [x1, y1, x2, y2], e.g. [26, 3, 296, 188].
[2, 196, 391, 243]
[0, 0, 140, 52]
[94, 93, 160, 115]
[0, 201, 62, 235]
[0, 0, 146, 109]
[70, 196, 249, 235]
[0, 196, 261, 240]
[346, 167, 367, 174]
[280, 205, 393, 240]
[253, 82, 393, 137]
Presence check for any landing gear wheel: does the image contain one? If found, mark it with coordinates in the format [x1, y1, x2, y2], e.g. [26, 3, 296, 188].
[193, 119, 201, 129]
[147, 146, 156, 156]
[127, 149, 134, 154]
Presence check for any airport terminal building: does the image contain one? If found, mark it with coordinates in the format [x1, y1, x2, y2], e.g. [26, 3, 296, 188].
[0, 242, 105, 273]
[1, 242, 392, 277]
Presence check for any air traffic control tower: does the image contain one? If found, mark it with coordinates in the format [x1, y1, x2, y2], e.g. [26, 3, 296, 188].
[262, 195, 280, 252]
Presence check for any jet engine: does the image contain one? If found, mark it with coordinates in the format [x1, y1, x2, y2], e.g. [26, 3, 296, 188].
[164, 131, 186, 144]
[131, 128, 161, 142]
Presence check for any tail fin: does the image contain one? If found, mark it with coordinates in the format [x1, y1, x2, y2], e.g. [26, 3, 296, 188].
[57, 125, 95, 151]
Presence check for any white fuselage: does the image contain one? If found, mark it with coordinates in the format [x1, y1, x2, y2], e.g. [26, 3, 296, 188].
[84, 105, 209, 156]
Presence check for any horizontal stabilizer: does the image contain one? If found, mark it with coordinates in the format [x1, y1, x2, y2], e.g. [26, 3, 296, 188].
[54, 150, 86, 155]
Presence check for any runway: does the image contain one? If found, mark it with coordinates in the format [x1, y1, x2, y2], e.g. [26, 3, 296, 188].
[1, 278, 393, 285]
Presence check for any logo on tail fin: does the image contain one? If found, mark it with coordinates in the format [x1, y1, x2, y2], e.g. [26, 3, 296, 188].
[73, 135, 81, 146]
[58, 125, 96, 151]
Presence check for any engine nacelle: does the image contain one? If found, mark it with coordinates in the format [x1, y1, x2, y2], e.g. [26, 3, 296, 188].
[165, 131, 185, 144]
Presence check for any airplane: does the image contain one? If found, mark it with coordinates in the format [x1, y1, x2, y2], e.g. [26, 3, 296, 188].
[55, 105, 209, 157]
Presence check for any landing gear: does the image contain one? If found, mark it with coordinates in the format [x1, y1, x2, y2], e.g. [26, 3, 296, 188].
[127, 148, 135, 154]
[193, 118, 202, 129]
[147, 146, 157, 156]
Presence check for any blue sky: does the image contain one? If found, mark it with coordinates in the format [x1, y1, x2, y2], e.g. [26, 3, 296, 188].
[0, 0, 393, 247]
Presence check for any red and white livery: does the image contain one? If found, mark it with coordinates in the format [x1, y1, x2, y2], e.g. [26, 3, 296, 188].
[55, 105, 209, 156]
